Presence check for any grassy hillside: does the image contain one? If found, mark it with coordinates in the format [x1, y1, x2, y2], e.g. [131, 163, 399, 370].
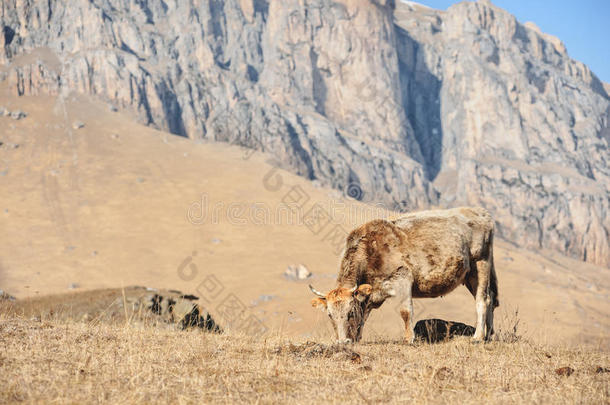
[0, 315, 608, 404]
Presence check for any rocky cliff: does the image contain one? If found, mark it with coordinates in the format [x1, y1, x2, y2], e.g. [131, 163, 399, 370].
[1, 0, 608, 266]
[395, 1, 609, 266]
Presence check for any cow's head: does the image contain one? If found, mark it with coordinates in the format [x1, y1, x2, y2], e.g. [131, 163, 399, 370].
[309, 284, 373, 343]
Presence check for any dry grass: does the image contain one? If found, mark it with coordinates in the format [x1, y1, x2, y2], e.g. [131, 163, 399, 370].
[0, 314, 608, 404]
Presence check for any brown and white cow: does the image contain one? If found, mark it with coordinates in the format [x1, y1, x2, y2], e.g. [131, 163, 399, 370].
[310, 207, 499, 343]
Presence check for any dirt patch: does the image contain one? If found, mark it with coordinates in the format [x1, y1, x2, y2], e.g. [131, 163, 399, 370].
[273, 342, 362, 363]
[555, 366, 574, 376]
[433, 366, 453, 381]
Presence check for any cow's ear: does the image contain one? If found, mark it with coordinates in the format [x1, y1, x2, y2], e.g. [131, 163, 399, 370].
[354, 284, 373, 302]
[311, 297, 327, 310]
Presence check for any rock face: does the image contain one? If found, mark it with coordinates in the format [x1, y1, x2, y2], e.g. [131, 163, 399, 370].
[0, 0, 435, 211]
[1, 0, 608, 266]
[395, 1, 609, 267]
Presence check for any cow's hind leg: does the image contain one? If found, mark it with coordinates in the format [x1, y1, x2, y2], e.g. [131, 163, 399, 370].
[466, 260, 492, 341]
[486, 261, 498, 338]
[485, 299, 494, 338]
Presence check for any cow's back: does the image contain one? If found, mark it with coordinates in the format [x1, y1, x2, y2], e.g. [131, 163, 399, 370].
[337, 208, 494, 295]
[391, 207, 493, 261]
[455, 207, 494, 260]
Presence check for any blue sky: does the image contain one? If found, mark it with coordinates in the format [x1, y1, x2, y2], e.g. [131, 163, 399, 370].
[415, 0, 610, 83]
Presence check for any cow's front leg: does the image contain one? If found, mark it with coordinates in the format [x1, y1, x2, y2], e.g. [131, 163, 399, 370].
[383, 275, 415, 344]
[399, 293, 414, 344]
[397, 277, 415, 344]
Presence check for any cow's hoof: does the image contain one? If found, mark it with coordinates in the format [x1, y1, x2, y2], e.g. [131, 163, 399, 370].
[404, 337, 415, 346]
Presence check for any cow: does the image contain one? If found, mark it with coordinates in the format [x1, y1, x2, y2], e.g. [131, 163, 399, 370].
[413, 319, 476, 343]
[132, 288, 222, 333]
[310, 206, 499, 343]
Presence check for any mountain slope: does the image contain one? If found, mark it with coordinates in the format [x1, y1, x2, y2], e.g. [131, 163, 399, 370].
[0, 0, 608, 266]
[0, 88, 608, 347]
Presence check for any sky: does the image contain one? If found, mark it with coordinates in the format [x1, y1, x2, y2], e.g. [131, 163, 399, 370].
[415, 0, 610, 83]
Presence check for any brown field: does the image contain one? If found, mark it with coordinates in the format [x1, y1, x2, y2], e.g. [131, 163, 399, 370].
[0, 86, 609, 403]
[0, 314, 608, 404]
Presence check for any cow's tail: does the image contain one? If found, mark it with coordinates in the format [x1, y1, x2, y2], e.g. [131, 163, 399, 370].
[490, 260, 499, 308]
[487, 226, 500, 308]
[488, 235, 499, 308]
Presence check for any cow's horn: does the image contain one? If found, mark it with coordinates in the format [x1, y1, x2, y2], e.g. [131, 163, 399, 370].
[309, 285, 326, 298]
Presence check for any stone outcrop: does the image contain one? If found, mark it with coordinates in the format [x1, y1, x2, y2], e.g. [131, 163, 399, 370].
[1, 0, 608, 266]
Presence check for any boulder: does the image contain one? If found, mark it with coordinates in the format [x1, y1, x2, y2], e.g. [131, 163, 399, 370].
[72, 121, 85, 129]
[284, 264, 312, 281]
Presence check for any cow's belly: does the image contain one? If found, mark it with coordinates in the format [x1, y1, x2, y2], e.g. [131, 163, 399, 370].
[411, 256, 469, 298]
